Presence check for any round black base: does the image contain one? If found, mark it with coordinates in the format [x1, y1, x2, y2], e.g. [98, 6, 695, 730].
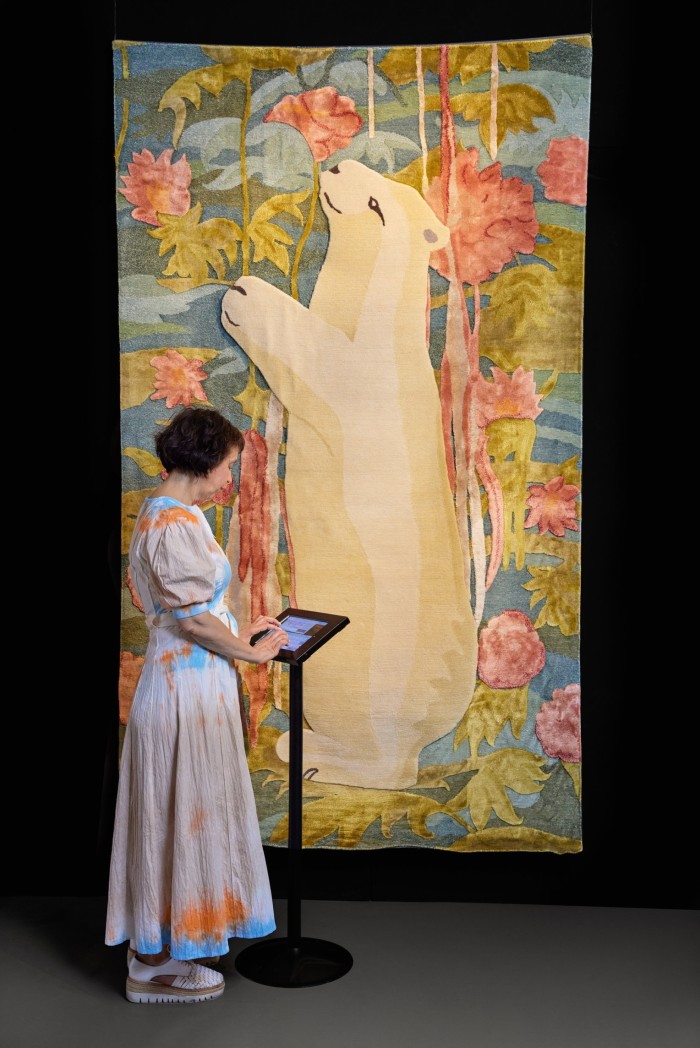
[235, 936, 353, 987]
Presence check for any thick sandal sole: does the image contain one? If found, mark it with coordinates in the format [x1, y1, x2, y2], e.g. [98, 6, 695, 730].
[125, 977, 225, 1004]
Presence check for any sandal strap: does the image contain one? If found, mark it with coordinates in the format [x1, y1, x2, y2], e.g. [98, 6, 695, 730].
[129, 955, 223, 990]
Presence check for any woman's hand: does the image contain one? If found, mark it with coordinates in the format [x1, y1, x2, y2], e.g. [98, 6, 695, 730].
[245, 625, 289, 664]
[238, 615, 286, 644]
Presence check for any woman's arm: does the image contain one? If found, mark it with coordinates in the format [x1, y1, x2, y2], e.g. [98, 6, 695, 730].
[177, 610, 288, 664]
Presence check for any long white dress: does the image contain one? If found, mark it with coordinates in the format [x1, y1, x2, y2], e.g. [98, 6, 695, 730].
[105, 495, 276, 959]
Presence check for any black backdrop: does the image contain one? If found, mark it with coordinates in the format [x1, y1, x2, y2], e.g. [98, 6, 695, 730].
[30, 1, 685, 910]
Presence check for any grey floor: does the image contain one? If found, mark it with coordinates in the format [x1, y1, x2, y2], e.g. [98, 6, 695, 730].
[0, 896, 697, 1048]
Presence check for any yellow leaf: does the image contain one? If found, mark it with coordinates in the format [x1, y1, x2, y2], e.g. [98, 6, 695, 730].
[159, 63, 241, 148]
[202, 45, 334, 75]
[123, 446, 162, 477]
[251, 190, 308, 227]
[451, 84, 555, 153]
[275, 552, 292, 600]
[247, 725, 289, 782]
[446, 825, 581, 853]
[454, 683, 528, 753]
[562, 761, 582, 798]
[121, 487, 153, 554]
[378, 45, 442, 86]
[484, 266, 557, 341]
[270, 783, 459, 848]
[155, 278, 228, 293]
[537, 369, 560, 401]
[497, 40, 555, 72]
[451, 44, 493, 82]
[234, 368, 271, 427]
[480, 269, 584, 372]
[524, 564, 580, 636]
[449, 748, 549, 832]
[390, 145, 443, 194]
[150, 206, 242, 285]
[249, 221, 294, 274]
[536, 225, 586, 291]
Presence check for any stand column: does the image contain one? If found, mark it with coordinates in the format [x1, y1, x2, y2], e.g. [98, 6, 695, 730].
[234, 662, 353, 987]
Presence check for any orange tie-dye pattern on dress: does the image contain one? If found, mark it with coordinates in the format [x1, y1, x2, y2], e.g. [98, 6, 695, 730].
[138, 505, 200, 532]
[174, 889, 249, 947]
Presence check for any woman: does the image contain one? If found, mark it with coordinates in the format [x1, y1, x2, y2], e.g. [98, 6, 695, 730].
[105, 407, 289, 1004]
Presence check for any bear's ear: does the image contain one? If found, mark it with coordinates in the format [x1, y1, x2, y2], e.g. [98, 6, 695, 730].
[423, 222, 450, 250]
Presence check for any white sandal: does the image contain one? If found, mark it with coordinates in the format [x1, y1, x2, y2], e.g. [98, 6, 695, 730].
[126, 954, 225, 1004]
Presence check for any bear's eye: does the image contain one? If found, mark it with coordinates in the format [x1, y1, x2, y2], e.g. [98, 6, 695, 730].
[368, 196, 385, 225]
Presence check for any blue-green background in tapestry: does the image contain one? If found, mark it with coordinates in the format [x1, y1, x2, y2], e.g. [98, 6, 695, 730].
[114, 39, 589, 853]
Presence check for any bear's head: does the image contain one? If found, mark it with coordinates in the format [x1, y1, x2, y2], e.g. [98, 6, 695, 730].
[311, 160, 449, 341]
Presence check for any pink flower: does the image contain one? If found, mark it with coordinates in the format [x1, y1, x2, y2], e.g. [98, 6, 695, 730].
[119, 148, 192, 226]
[535, 683, 581, 762]
[149, 349, 208, 409]
[474, 365, 543, 428]
[478, 609, 546, 689]
[264, 86, 362, 162]
[537, 136, 588, 206]
[425, 147, 538, 285]
[525, 476, 580, 537]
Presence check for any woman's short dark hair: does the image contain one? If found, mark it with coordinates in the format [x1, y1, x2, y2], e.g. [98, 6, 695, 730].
[155, 407, 245, 477]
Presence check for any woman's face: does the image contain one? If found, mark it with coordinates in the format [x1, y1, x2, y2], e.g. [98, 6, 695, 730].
[204, 446, 240, 500]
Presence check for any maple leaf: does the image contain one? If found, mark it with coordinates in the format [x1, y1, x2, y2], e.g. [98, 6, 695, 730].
[451, 84, 555, 155]
[149, 203, 242, 284]
[248, 192, 308, 275]
[454, 682, 528, 754]
[448, 748, 549, 831]
[524, 565, 580, 636]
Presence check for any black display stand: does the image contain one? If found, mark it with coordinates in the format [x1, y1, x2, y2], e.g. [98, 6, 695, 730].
[235, 610, 353, 987]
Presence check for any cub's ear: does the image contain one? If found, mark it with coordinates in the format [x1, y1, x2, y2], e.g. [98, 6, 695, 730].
[423, 221, 449, 250]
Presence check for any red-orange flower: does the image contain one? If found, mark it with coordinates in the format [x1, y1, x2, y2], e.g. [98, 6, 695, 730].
[264, 86, 362, 162]
[474, 365, 543, 428]
[119, 148, 192, 226]
[537, 136, 588, 206]
[525, 475, 580, 537]
[426, 147, 538, 285]
[150, 350, 208, 409]
[478, 609, 546, 689]
[119, 651, 145, 724]
[535, 683, 581, 762]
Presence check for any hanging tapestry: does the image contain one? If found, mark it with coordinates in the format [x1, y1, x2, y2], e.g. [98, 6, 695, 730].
[114, 36, 590, 853]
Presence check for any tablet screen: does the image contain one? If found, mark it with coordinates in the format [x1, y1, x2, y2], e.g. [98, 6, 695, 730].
[249, 608, 350, 664]
[256, 614, 329, 653]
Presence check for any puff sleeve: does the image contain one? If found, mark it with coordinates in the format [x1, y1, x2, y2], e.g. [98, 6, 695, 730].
[149, 511, 217, 619]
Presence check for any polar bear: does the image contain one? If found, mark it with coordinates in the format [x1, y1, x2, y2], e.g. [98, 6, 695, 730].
[221, 159, 477, 789]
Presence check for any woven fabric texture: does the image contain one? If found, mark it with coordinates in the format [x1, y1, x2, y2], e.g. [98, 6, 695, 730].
[115, 38, 590, 853]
